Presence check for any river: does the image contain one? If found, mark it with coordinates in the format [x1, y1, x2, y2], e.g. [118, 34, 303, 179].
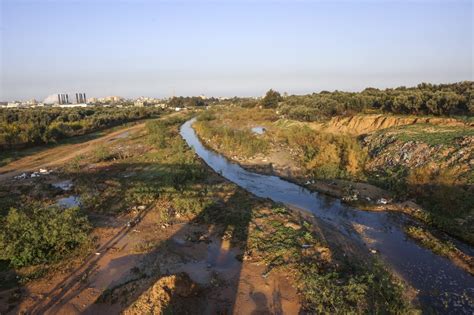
[180, 118, 473, 313]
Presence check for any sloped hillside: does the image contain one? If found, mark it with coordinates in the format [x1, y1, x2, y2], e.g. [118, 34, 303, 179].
[362, 123, 474, 243]
[309, 114, 469, 136]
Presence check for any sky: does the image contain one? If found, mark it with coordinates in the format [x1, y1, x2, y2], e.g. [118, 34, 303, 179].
[0, 0, 472, 101]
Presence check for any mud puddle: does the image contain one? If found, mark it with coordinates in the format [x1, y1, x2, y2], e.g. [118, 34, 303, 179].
[181, 117, 474, 313]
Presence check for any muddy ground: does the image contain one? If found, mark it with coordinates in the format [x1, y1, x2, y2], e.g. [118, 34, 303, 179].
[0, 113, 419, 314]
[192, 109, 474, 275]
[0, 114, 331, 314]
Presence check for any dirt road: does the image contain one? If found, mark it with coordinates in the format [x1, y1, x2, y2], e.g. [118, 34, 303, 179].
[0, 123, 146, 184]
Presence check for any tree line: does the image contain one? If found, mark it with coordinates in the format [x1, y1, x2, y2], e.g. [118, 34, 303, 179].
[260, 81, 473, 121]
[0, 107, 162, 149]
[167, 96, 218, 108]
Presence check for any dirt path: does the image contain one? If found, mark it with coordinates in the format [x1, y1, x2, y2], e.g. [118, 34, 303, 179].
[9, 200, 301, 314]
[0, 123, 146, 184]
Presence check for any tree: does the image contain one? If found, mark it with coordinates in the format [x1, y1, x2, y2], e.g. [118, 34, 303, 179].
[261, 89, 282, 108]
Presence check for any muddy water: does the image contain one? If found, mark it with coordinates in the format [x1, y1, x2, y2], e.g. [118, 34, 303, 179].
[180, 118, 474, 313]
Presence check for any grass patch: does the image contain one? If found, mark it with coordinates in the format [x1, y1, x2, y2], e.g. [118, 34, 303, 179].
[406, 226, 456, 257]
[275, 125, 367, 180]
[194, 121, 269, 158]
[379, 123, 473, 146]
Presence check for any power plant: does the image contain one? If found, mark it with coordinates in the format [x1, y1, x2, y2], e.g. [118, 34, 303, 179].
[56, 93, 87, 105]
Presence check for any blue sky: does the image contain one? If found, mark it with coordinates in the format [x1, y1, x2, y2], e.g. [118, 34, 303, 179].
[1, 0, 472, 101]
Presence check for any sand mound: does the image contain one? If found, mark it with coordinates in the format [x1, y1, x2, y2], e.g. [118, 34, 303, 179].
[310, 114, 466, 135]
[123, 273, 201, 315]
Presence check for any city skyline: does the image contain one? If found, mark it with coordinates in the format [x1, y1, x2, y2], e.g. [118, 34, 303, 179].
[1, 0, 472, 101]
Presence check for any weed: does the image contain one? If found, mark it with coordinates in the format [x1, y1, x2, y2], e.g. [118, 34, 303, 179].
[0, 205, 91, 267]
[194, 121, 269, 158]
[406, 226, 457, 257]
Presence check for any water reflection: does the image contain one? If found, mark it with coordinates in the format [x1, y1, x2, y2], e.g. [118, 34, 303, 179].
[181, 118, 474, 313]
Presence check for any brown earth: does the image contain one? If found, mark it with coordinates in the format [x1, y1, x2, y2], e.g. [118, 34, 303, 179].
[0, 115, 305, 314]
[1, 190, 302, 314]
[309, 114, 468, 135]
[0, 123, 147, 184]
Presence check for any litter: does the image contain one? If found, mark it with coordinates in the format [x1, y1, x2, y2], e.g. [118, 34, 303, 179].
[14, 173, 27, 180]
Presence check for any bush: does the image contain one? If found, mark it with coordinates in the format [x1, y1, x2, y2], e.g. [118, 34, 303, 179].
[300, 262, 408, 313]
[261, 89, 282, 108]
[276, 126, 367, 180]
[276, 81, 473, 121]
[146, 120, 167, 148]
[0, 106, 162, 150]
[92, 145, 114, 162]
[194, 121, 268, 158]
[196, 110, 216, 121]
[0, 206, 91, 267]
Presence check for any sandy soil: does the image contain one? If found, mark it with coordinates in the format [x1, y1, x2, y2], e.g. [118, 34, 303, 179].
[308, 114, 468, 136]
[0, 123, 146, 184]
[0, 117, 303, 314]
[3, 198, 301, 314]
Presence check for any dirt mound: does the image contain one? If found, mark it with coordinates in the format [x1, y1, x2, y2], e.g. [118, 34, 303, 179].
[311, 114, 466, 135]
[123, 273, 202, 315]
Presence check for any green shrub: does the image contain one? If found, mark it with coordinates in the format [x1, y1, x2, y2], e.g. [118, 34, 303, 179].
[194, 121, 268, 157]
[0, 106, 162, 150]
[277, 126, 367, 180]
[0, 206, 90, 267]
[197, 110, 216, 121]
[92, 145, 114, 162]
[300, 262, 408, 314]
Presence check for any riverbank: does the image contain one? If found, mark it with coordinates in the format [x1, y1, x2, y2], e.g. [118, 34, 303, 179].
[0, 113, 412, 313]
[192, 108, 474, 276]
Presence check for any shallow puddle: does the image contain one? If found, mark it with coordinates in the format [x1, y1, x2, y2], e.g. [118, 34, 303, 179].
[181, 117, 474, 313]
[251, 126, 266, 135]
[170, 236, 241, 285]
[57, 195, 81, 208]
[52, 180, 73, 191]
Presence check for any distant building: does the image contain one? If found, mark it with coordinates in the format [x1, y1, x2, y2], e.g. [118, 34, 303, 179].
[43, 92, 88, 106]
[96, 96, 124, 103]
[7, 102, 21, 108]
[133, 96, 164, 107]
[134, 100, 145, 107]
